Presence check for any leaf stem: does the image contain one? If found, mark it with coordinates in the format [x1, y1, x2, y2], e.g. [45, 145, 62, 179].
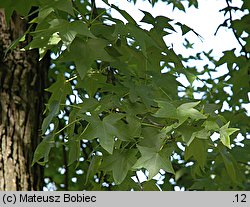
[66, 75, 77, 83]
[72, 3, 89, 23]
[54, 118, 83, 135]
[60, 103, 81, 109]
[159, 87, 173, 101]
[79, 123, 90, 137]
[141, 122, 162, 129]
[90, 10, 106, 25]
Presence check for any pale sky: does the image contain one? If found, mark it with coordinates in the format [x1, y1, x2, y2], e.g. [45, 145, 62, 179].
[97, 0, 244, 54]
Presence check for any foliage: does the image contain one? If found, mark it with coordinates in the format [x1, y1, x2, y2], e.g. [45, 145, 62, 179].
[0, 0, 249, 190]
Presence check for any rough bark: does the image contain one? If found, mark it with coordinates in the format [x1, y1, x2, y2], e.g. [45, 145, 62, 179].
[0, 9, 49, 190]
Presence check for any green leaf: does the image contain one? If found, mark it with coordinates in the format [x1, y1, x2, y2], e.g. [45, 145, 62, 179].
[45, 74, 72, 104]
[59, 20, 95, 46]
[219, 122, 239, 149]
[77, 72, 106, 98]
[139, 127, 166, 150]
[41, 100, 60, 134]
[164, 48, 185, 70]
[111, 4, 137, 25]
[171, 0, 186, 11]
[28, 18, 94, 58]
[142, 180, 160, 191]
[53, 0, 74, 15]
[176, 22, 202, 38]
[85, 155, 102, 185]
[90, 24, 115, 39]
[81, 114, 125, 154]
[133, 146, 174, 180]
[155, 16, 175, 31]
[152, 72, 179, 100]
[192, 129, 210, 140]
[0, 0, 34, 24]
[219, 146, 238, 183]
[32, 134, 54, 166]
[30, 7, 54, 24]
[185, 139, 208, 169]
[114, 116, 141, 141]
[184, 71, 197, 85]
[202, 120, 219, 131]
[153, 100, 177, 118]
[40, 0, 74, 15]
[105, 45, 122, 57]
[140, 10, 155, 25]
[41, 75, 72, 134]
[67, 138, 80, 166]
[101, 149, 137, 184]
[60, 37, 113, 79]
[188, 0, 199, 8]
[216, 49, 237, 70]
[128, 23, 159, 56]
[177, 101, 207, 124]
[177, 124, 203, 145]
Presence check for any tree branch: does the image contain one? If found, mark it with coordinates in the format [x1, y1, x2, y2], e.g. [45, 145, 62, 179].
[226, 0, 249, 59]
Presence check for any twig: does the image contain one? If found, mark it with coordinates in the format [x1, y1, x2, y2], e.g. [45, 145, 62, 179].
[226, 0, 249, 59]
[135, 173, 144, 191]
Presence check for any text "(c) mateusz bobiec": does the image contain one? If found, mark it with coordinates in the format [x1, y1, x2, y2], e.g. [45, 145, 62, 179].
[2, 193, 97, 204]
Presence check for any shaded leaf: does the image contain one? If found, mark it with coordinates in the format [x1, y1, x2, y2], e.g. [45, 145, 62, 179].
[68, 138, 80, 166]
[60, 37, 113, 79]
[111, 4, 137, 24]
[81, 113, 125, 154]
[185, 139, 208, 169]
[41, 100, 60, 134]
[32, 134, 54, 166]
[153, 100, 177, 118]
[101, 149, 137, 184]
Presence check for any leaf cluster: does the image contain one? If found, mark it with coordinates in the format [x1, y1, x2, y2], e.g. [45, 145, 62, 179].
[1, 0, 248, 190]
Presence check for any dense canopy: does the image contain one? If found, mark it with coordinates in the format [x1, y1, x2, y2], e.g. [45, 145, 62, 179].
[0, 0, 249, 190]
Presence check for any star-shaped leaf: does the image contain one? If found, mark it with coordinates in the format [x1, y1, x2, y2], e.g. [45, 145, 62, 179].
[101, 149, 137, 184]
[153, 101, 207, 127]
[219, 122, 239, 149]
[81, 114, 125, 154]
[185, 139, 208, 170]
[177, 101, 207, 124]
[153, 100, 177, 118]
[60, 37, 113, 79]
[133, 146, 174, 180]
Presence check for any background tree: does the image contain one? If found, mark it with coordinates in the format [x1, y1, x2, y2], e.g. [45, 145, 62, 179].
[0, 0, 249, 191]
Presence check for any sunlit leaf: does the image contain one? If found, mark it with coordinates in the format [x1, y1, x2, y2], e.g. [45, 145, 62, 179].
[133, 146, 174, 180]
[219, 122, 239, 149]
[177, 101, 207, 124]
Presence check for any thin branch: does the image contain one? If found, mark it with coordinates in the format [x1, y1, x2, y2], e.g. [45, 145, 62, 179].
[141, 122, 162, 129]
[62, 144, 69, 190]
[135, 173, 144, 191]
[226, 0, 249, 59]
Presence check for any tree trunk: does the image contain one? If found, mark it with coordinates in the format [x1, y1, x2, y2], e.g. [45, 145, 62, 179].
[0, 9, 49, 190]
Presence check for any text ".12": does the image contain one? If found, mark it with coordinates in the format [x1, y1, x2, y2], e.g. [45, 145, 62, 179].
[234, 194, 247, 203]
